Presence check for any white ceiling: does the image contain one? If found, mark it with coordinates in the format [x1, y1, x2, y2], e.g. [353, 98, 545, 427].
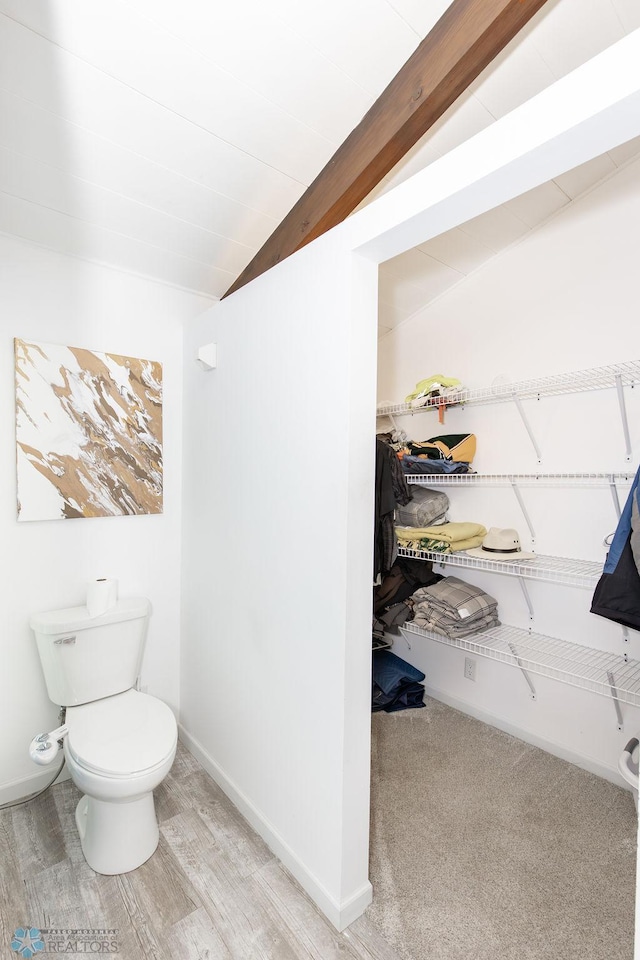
[374, 0, 640, 335]
[377, 137, 640, 336]
[0, 0, 638, 315]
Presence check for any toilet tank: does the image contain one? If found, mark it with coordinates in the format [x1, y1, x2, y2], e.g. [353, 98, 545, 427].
[30, 597, 151, 706]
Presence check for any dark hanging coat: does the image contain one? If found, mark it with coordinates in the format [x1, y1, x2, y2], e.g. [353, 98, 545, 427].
[374, 439, 411, 581]
[591, 464, 640, 631]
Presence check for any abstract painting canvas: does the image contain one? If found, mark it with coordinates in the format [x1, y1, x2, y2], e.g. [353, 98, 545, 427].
[15, 339, 163, 521]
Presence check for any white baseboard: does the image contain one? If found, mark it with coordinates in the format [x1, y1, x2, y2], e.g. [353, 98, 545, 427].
[424, 684, 631, 792]
[0, 762, 70, 807]
[178, 723, 372, 931]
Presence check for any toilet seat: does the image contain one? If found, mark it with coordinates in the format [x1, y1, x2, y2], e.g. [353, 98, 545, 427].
[65, 689, 177, 778]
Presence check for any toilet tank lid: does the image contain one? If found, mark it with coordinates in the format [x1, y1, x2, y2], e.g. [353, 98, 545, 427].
[30, 597, 151, 634]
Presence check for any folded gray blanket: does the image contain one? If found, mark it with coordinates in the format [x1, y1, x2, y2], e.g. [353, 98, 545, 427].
[413, 609, 499, 638]
[412, 576, 498, 623]
[395, 486, 449, 528]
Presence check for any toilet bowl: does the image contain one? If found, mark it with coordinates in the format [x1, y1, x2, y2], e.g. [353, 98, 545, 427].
[30, 595, 177, 875]
[63, 688, 177, 875]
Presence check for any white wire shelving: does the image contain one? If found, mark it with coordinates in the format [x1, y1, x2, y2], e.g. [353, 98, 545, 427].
[405, 472, 635, 487]
[376, 360, 640, 417]
[377, 360, 638, 461]
[400, 621, 640, 708]
[401, 473, 633, 542]
[396, 546, 600, 589]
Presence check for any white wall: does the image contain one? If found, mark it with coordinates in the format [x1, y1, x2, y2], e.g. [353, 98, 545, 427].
[376, 156, 640, 783]
[180, 233, 378, 929]
[0, 234, 211, 803]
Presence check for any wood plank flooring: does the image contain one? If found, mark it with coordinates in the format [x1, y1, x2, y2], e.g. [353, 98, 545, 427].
[0, 742, 395, 960]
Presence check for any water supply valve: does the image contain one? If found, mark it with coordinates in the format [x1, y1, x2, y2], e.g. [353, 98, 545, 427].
[29, 724, 69, 765]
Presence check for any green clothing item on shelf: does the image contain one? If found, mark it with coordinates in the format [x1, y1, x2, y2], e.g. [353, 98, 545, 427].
[405, 374, 461, 403]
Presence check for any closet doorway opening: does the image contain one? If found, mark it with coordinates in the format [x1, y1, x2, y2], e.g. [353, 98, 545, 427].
[367, 146, 640, 959]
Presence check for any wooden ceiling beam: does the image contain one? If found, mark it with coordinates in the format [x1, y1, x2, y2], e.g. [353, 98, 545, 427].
[223, 0, 550, 298]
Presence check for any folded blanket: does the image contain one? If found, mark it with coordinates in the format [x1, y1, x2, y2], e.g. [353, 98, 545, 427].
[414, 596, 497, 622]
[414, 590, 497, 613]
[396, 522, 486, 544]
[398, 534, 485, 553]
[413, 576, 498, 622]
[396, 522, 486, 553]
[394, 487, 449, 528]
[412, 611, 500, 639]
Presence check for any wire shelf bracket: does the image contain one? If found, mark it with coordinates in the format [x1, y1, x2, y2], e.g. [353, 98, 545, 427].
[510, 478, 536, 541]
[513, 393, 543, 462]
[622, 625, 630, 651]
[615, 373, 633, 462]
[607, 670, 624, 731]
[518, 576, 535, 620]
[508, 640, 537, 699]
[610, 478, 623, 520]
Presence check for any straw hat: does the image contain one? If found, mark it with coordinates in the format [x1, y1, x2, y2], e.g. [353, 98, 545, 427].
[464, 527, 535, 561]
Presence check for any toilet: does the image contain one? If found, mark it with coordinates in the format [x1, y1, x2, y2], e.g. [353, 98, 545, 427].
[29, 596, 177, 875]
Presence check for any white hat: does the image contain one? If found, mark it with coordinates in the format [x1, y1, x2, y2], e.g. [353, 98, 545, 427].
[464, 527, 535, 561]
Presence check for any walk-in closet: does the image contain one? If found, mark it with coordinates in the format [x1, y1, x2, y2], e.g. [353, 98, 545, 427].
[368, 145, 640, 960]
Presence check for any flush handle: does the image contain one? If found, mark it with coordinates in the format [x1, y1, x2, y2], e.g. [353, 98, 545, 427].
[54, 635, 76, 645]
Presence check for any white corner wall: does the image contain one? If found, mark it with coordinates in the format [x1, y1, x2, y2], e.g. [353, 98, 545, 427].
[376, 156, 640, 784]
[0, 234, 211, 804]
[180, 233, 378, 929]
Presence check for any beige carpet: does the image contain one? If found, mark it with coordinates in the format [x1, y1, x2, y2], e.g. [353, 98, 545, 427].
[367, 700, 637, 960]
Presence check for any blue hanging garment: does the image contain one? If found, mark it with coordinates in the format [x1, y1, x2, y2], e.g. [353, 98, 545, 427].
[591, 464, 640, 631]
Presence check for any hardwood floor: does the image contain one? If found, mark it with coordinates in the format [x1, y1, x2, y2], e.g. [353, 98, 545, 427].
[0, 743, 395, 960]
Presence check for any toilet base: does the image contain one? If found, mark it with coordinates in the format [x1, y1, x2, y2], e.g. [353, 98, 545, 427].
[75, 792, 160, 875]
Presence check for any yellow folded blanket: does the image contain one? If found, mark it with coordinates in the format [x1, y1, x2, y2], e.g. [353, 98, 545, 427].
[396, 523, 487, 543]
[396, 523, 487, 553]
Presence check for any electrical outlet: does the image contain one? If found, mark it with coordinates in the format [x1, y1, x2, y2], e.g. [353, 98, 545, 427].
[464, 657, 476, 681]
